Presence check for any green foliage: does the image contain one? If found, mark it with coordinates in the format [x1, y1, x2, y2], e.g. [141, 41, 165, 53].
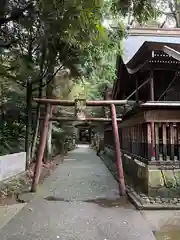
[0, 83, 26, 155]
[0, 0, 158, 156]
[113, 0, 160, 24]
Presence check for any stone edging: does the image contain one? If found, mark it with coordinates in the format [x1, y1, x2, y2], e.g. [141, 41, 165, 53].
[100, 154, 180, 210]
[126, 186, 180, 210]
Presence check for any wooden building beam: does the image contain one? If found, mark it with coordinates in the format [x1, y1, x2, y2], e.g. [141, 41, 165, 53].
[126, 77, 151, 100]
[163, 45, 180, 62]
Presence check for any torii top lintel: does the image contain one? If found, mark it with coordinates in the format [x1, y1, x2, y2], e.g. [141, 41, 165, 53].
[33, 98, 128, 106]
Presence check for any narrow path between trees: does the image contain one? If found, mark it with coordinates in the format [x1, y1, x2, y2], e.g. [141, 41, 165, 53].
[0, 145, 155, 240]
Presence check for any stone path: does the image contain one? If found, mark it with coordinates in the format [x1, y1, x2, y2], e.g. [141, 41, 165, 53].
[0, 203, 26, 230]
[0, 145, 155, 240]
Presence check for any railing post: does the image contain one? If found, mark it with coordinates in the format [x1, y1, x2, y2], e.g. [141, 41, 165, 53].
[31, 103, 51, 192]
[151, 121, 156, 161]
[110, 103, 126, 196]
[162, 123, 167, 161]
[155, 123, 159, 160]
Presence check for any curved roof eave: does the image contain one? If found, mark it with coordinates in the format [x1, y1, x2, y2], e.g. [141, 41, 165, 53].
[125, 41, 180, 74]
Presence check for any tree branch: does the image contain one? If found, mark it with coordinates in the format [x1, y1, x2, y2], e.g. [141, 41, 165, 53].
[32, 65, 63, 92]
[0, 3, 33, 27]
[0, 40, 15, 48]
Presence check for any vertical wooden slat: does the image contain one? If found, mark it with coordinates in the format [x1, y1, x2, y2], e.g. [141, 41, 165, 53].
[144, 123, 147, 159]
[150, 71, 154, 101]
[139, 124, 141, 156]
[127, 127, 129, 151]
[158, 123, 163, 160]
[125, 127, 127, 150]
[139, 124, 142, 156]
[141, 124, 144, 157]
[162, 123, 167, 161]
[125, 127, 127, 151]
[142, 123, 145, 158]
[131, 126, 134, 153]
[155, 123, 159, 161]
[174, 124, 178, 160]
[135, 125, 138, 155]
[151, 121, 155, 161]
[147, 123, 152, 161]
[129, 126, 132, 153]
[170, 123, 175, 161]
[136, 124, 139, 155]
[167, 125, 170, 160]
[124, 128, 126, 150]
[177, 123, 180, 161]
[123, 128, 125, 150]
[137, 125, 139, 155]
[128, 127, 130, 152]
[133, 125, 136, 154]
[137, 124, 140, 156]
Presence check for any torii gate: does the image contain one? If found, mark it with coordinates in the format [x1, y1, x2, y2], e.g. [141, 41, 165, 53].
[31, 98, 128, 196]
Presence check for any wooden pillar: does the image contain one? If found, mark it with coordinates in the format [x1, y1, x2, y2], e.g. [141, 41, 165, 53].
[31, 103, 51, 192]
[110, 104, 125, 196]
[150, 71, 154, 101]
[149, 70, 155, 161]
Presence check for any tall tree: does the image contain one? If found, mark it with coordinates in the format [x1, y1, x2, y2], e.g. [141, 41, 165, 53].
[157, 0, 180, 27]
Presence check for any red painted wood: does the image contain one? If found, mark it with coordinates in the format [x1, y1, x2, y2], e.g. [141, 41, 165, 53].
[110, 103, 126, 196]
[31, 104, 51, 192]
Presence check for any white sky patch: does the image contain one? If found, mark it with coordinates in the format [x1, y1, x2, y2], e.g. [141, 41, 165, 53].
[102, 19, 113, 30]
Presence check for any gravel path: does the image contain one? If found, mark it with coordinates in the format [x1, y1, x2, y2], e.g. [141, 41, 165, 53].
[0, 145, 155, 240]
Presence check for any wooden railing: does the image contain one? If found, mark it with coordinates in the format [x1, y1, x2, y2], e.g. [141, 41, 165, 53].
[104, 122, 180, 165]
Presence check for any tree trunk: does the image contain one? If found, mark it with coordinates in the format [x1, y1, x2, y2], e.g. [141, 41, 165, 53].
[30, 75, 44, 161]
[46, 122, 52, 160]
[25, 79, 32, 169]
[44, 78, 54, 163]
[44, 43, 57, 163]
[30, 42, 47, 161]
[31, 102, 41, 161]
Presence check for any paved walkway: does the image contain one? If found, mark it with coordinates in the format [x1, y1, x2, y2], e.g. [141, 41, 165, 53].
[0, 145, 155, 240]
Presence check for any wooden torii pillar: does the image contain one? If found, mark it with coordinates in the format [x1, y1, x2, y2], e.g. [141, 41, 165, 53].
[31, 99, 127, 196]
